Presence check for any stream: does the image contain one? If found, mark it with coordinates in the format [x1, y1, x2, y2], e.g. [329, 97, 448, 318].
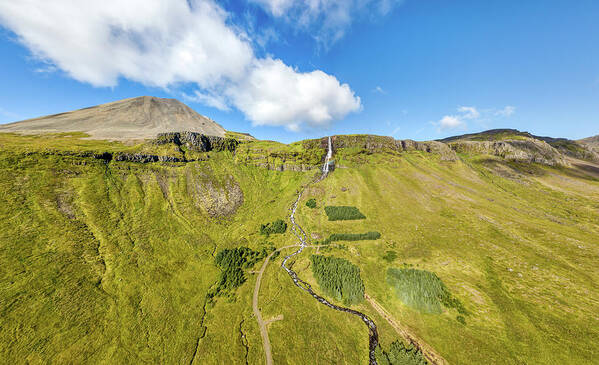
[281, 136, 380, 365]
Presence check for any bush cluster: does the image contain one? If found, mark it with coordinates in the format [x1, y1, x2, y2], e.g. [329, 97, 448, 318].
[324, 206, 366, 221]
[260, 219, 287, 235]
[375, 341, 428, 365]
[305, 198, 317, 208]
[310, 255, 364, 305]
[318, 231, 381, 245]
[210, 247, 270, 298]
[382, 250, 398, 262]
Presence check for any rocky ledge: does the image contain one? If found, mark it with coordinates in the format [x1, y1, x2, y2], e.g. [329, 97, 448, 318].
[153, 131, 238, 152]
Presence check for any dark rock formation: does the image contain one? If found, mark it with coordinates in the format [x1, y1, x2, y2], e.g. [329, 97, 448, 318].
[154, 131, 238, 152]
[112, 153, 184, 163]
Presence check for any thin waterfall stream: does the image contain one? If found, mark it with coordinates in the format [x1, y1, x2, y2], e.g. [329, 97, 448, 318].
[281, 136, 380, 365]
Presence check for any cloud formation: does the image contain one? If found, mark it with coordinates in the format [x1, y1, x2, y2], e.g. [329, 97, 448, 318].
[438, 115, 465, 130]
[437, 105, 514, 131]
[495, 106, 516, 117]
[251, 0, 404, 46]
[0, 0, 361, 130]
[457, 106, 480, 119]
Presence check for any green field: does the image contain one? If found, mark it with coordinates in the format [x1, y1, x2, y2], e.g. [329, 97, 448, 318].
[1, 132, 598, 364]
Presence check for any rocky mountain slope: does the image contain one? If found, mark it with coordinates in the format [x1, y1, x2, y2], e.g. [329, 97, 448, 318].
[440, 128, 599, 165]
[579, 135, 599, 151]
[0, 96, 226, 140]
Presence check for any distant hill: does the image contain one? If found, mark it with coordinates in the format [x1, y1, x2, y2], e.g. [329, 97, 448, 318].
[579, 135, 599, 149]
[0, 96, 226, 140]
[441, 128, 599, 164]
[439, 128, 533, 143]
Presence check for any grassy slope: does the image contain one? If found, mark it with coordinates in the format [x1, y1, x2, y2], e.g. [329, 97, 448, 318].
[0, 133, 307, 363]
[294, 149, 599, 364]
[1, 132, 598, 364]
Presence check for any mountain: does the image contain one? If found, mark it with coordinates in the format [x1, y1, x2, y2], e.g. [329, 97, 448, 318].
[0, 96, 226, 140]
[0, 114, 598, 364]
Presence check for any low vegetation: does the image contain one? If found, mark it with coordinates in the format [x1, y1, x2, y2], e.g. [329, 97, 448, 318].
[382, 250, 398, 262]
[310, 255, 365, 305]
[211, 247, 271, 298]
[260, 219, 287, 235]
[305, 198, 317, 208]
[318, 231, 381, 245]
[387, 267, 466, 315]
[324, 205, 366, 221]
[375, 341, 428, 365]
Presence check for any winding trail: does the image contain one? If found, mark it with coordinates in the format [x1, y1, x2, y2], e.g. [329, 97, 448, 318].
[253, 245, 298, 365]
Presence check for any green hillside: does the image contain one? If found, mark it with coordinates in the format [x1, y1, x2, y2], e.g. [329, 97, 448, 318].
[1, 132, 598, 364]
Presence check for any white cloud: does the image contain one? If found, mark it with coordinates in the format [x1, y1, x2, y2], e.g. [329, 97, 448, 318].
[438, 115, 465, 130]
[495, 105, 515, 117]
[183, 91, 230, 111]
[251, 0, 404, 46]
[457, 106, 480, 119]
[252, 0, 295, 16]
[227, 58, 361, 129]
[436, 105, 515, 132]
[0, 0, 361, 130]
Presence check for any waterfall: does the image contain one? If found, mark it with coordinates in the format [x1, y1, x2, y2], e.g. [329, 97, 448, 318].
[322, 136, 332, 174]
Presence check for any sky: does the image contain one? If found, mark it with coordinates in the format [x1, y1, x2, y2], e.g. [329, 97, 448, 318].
[0, 0, 597, 143]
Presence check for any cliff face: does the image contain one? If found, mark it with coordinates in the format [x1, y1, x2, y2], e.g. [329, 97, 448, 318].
[448, 138, 569, 166]
[301, 135, 458, 162]
[153, 131, 238, 152]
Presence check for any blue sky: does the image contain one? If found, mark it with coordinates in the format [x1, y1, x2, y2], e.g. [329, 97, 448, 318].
[0, 0, 597, 143]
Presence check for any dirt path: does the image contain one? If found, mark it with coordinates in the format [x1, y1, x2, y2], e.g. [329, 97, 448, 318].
[365, 294, 447, 365]
[253, 245, 298, 365]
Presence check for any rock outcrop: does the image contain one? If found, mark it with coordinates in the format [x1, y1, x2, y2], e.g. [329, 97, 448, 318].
[186, 165, 244, 217]
[113, 153, 184, 163]
[153, 131, 238, 152]
[448, 138, 569, 166]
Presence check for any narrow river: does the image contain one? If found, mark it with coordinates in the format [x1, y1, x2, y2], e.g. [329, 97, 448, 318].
[281, 136, 380, 365]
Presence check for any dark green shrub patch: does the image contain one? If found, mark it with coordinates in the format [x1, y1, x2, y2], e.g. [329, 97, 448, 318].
[375, 341, 428, 365]
[387, 268, 467, 315]
[310, 255, 364, 305]
[324, 206, 366, 220]
[260, 219, 287, 235]
[210, 247, 271, 298]
[382, 250, 398, 262]
[318, 231, 381, 245]
[305, 198, 317, 208]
